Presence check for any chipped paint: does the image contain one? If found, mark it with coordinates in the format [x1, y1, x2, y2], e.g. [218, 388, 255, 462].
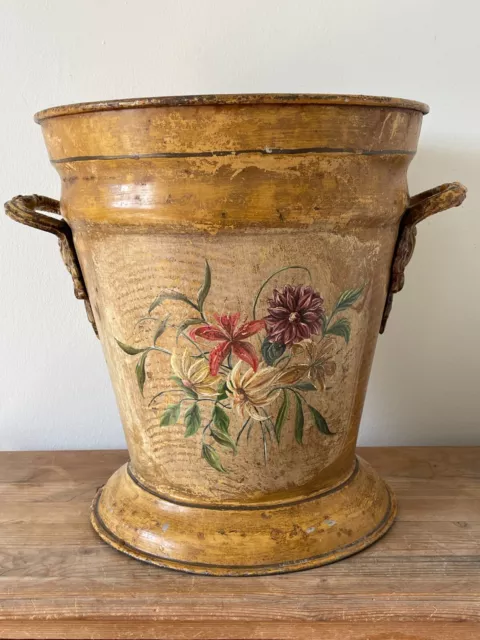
[9, 94, 466, 576]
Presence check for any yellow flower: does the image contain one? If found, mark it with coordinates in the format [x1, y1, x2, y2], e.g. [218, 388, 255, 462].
[292, 337, 337, 390]
[275, 363, 309, 385]
[171, 350, 221, 397]
[227, 361, 280, 421]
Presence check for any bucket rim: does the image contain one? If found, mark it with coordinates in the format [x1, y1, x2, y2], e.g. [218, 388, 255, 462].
[34, 93, 430, 122]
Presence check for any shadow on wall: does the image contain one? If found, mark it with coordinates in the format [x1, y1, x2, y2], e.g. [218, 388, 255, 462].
[361, 143, 480, 446]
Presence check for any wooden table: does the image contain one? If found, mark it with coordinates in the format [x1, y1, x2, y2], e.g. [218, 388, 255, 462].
[0, 447, 478, 639]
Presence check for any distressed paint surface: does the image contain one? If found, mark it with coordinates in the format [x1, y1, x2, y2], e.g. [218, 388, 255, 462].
[5, 94, 467, 575]
[115, 258, 365, 477]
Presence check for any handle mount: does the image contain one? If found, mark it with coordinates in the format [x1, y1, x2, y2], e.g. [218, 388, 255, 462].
[380, 182, 467, 333]
[4, 195, 98, 336]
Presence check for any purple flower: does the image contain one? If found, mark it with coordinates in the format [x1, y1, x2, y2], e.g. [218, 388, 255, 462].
[265, 285, 324, 345]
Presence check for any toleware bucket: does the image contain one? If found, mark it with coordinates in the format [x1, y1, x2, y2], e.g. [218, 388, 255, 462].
[6, 94, 467, 576]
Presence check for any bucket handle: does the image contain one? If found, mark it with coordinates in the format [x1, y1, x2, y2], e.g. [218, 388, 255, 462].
[380, 182, 467, 333]
[4, 195, 98, 336]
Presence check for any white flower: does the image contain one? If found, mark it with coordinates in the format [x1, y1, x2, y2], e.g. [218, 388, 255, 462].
[171, 350, 221, 397]
[226, 361, 280, 421]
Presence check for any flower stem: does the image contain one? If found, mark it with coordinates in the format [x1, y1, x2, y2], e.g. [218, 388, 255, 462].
[197, 398, 231, 409]
[259, 407, 276, 438]
[276, 354, 292, 370]
[252, 265, 312, 320]
[181, 331, 209, 360]
[178, 398, 195, 407]
[289, 388, 308, 404]
[236, 417, 251, 445]
[260, 423, 268, 464]
[201, 419, 213, 443]
[323, 314, 332, 334]
[148, 389, 184, 407]
[149, 346, 172, 356]
[134, 316, 157, 329]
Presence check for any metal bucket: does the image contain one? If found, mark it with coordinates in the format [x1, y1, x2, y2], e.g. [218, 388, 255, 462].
[5, 94, 466, 575]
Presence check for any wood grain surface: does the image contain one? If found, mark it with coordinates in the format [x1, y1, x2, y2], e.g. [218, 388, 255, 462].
[0, 447, 478, 639]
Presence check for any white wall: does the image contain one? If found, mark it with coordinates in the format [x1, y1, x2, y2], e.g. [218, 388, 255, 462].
[1, 0, 478, 450]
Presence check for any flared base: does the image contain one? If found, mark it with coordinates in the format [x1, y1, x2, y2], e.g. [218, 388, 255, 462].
[91, 456, 396, 576]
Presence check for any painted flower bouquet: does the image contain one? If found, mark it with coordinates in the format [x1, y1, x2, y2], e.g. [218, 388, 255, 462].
[117, 261, 364, 472]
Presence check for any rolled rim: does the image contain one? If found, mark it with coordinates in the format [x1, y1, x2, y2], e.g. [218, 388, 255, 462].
[34, 93, 430, 123]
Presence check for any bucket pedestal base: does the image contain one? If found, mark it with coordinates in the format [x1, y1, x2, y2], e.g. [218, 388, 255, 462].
[91, 457, 396, 576]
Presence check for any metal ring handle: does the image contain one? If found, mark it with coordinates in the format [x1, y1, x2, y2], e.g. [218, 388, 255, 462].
[4, 194, 98, 336]
[380, 182, 467, 333]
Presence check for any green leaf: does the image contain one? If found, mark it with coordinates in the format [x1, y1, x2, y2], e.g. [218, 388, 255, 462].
[160, 402, 182, 427]
[116, 339, 148, 356]
[176, 317, 204, 341]
[149, 290, 199, 314]
[135, 350, 149, 395]
[274, 391, 290, 442]
[321, 314, 328, 334]
[292, 381, 317, 391]
[308, 405, 334, 435]
[153, 315, 169, 345]
[325, 317, 351, 343]
[170, 376, 198, 399]
[184, 403, 201, 437]
[202, 443, 226, 473]
[261, 338, 286, 366]
[213, 405, 230, 433]
[197, 259, 211, 311]
[332, 285, 364, 315]
[216, 381, 228, 401]
[211, 428, 237, 453]
[134, 316, 157, 330]
[294, 394, 304, 444]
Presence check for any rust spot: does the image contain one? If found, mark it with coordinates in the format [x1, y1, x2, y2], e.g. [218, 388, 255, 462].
[197, 532, 205, 540]
[289, 524, 308, 540]
[270, 528, 284, 541]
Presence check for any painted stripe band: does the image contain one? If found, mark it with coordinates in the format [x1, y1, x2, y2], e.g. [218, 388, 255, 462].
[126, 457, 359, 511]
[51, 146, 416, 164]
[91, 487, 395, 574]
